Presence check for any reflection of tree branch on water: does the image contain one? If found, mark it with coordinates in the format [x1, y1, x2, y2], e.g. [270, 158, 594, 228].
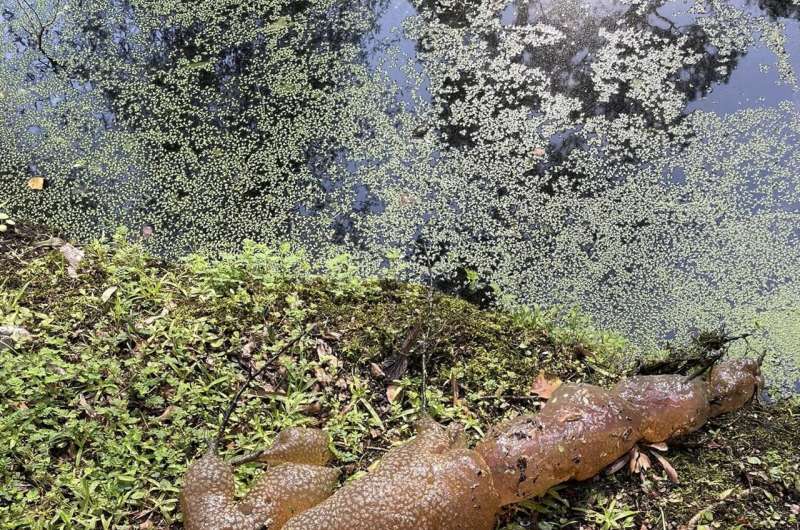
[416, 0, 745, 140]
[375, 0, 799, 309]
[753, 0, 800, 20]
[11, 0, 65, 73]
[402, 0, 768, 217]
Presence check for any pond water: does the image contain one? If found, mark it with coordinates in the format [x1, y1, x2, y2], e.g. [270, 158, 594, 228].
[1, 0, 799, 393]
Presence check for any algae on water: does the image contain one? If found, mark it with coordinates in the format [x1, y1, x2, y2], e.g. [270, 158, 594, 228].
[1, 0, 799, 391]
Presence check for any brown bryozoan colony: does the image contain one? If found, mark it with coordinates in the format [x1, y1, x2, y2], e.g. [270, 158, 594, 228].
[181, 359, 762, 530]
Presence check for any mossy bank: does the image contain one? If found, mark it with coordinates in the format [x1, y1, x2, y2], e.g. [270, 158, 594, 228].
[1, 225, 798, 529]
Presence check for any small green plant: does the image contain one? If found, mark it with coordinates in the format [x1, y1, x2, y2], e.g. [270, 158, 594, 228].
[575, 497, 638, 530]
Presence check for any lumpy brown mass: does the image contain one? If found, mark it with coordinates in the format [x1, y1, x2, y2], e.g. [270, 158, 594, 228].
[475, 383, 641, 505]
[708, 359, 762, 416]
[180, 359, 761, 529]
[180, 429, 339, 530]
[282, 418, 500, 530]
[257, 427, 332, 467]
[179, 451, 339, 530]
[613, 375, 710, 443]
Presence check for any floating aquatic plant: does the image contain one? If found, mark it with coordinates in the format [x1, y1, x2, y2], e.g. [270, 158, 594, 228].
[1, 0, 798, 391]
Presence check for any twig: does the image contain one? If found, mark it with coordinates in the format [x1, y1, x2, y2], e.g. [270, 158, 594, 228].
[229, 449, 266, 466]
[212, 328, 310, 451]
[471, 394, 542, 403]
[684, 332, 754, 382]
[683, 350, 724, 382]
[419, 249, 435, 413]
[756, 348, 767, 367]
[13, 0, 64, 72]
[14, 0, 41, 30]
[43, 0, 64, 28]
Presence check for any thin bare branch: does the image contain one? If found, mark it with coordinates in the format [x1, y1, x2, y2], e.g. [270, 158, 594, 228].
[212, 327, 311, 451]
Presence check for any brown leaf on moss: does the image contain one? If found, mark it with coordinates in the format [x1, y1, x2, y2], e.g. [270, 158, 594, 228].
[314, 366, 333, 385]
[316, 338, 332, 358]
[100, 286, 118, 303]
[78, 394, 98, 419]
[370, 362, 385, 379]
[156, 405, 177, 422]
[27, 177, 45, 190]
[58, 243, 84, 278]
[386, 384, 403, 403]
[242, 339, 257, 358]
[301, 402, 322, 415]
[531, 370, 562, 400]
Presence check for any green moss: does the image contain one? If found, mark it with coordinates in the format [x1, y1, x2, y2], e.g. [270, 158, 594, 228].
[0, 229, 797, 528]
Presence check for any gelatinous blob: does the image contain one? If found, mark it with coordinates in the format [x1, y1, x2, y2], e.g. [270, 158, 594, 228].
[708, 358, 761, 416]
[282, 419, 500, 530]
[613, 375, 710, 443]
[180, 451, 339, 530]
[476, 384, 641, 505]
[240, 463, 340, 528]
[258, 427, 333, 466]
[181, 359, 762, 529]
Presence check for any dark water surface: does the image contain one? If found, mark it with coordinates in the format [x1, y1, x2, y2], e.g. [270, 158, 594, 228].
[1, 0, 799, 392]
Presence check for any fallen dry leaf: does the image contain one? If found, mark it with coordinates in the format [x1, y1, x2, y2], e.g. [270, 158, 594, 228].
[46, 362, 66, 376]
[316, 339, 340, 369]
[59, 243, 85, 278]
[645, 442, 669, 452]
[629, 446, 640, 473]
[606, 453, 631, 475]
[386, 384, 403, 403]
[651, 450, 679, 483]
[242, 339, 257, 357]
[142, 307, 170, 327]
[27, 177, 45, 190]
[0, 325, 31, 338]
[636, 450, 652, 472]
[33, 237, 65, 248]
[369, 362, 385, 379]
[156, 405, 177, 422]
[78, 393, 97, 419]
[100, 286, 118, 303]
[718, 488, 735, 500]
[314, 366, 333, 385]
[531, 370, 562, 400]
[301, 402, 322, 415]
